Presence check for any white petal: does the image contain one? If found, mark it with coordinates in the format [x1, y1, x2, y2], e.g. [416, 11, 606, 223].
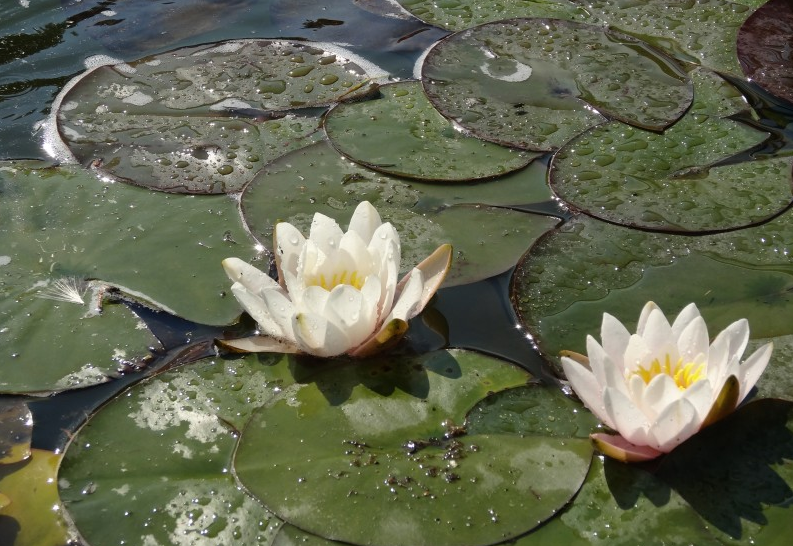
[561, 357, 614, 429]
[293, 312, 351, 357]
[298, 285, 330, 315]
[308, 212, 344, 255]
[603, 387, 651, 447]
[386, 268, 424, 322]
[600, 313, 631, 371]
[222, 258, 279, 293]
[623, 334, 652, 373]
[680, 378, 713, 424]
[258, 287, 297, 343]
[586, 335, 628, 398]
[647, 398, 699, 452]
[230, 283, 286, 340]
[676, 316, 709, 364]
[347, 201, 382, 244]
[393, 244, 451, 318]
[338, 229, 375, 276]
[641, 307, 674, 356]
[360, 275, 384, 327]
[737, 342, 773, 402]
[707, 319, 749, 386]
[325, 284, 379, 348]
[636, 301, 661, 336]
[273, 222, 306, 282]
[642, 374, 682, 420]
[671, 303, 701, 340]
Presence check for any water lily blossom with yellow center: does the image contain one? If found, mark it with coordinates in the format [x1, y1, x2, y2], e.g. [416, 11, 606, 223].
[221, 201, 452, 358]
[561, 302, 773, 462]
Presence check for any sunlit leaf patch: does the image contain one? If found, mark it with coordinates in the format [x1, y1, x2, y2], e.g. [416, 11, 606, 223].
[325, 81, 539, 181]
[54, 39, 382, 193]
[422, 18, 692, 151]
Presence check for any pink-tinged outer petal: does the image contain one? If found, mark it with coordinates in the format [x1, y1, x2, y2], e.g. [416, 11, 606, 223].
[636, 301, 661, 336]
[737, 342, 774, 402]
[603, 386, 651, 447]
[347, 201, 382, 244]
[670, 303, 701, 340]
[308, 212, 344, 255]
[293, 312, 351, 357]
[222, 258, 280, 294]
[386, 268, 424, 322]
[561, 356, 615, 429]
[394, 244, 452, 318]
[600, 312, 631, 371]
[676, 316, 709, 364]
[591, 433, 664, 463]
[273, 222, 306, 286]
[217, 335, 299, 354]
[229, 283, 287, 340]
[647, 397, 699, 452]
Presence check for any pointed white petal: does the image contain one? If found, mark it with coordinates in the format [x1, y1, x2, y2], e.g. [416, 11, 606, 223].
[230, 283, 286, 339]
[298, 285, 330, 315]
[641, 307, 674, 356]
[258, 287, 297, 343]
[308, 212, 344, 255]
[325, 284, 379, 348]
[680, 378, 713, 424]
[623, 334, 652, 373]
[647, 397, 699, 452]
[671, 303, 701, 340]
[603, 387, 651, 447]
[293, 312, 351, 357]
[737, 342, 773, 402]
[222, 258, 279, 293]
[393, 244, 452, 318]
[561, 357, 614, 429]
[707, 319, 749, 385]
[636, 301, 661, 336]
[386, 268, 424, 322]
[642, 374, 682, 420]
[273, 222, 306, 283]
[677, 316, 709, 364]
[347, 201, 382, 244]
[600, 312, 631, 370]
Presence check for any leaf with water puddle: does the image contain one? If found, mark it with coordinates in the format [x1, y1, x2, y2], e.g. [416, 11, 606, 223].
[513, 211, 793, 379]
[54, 39, 381, 193]
[239, 140, 559, 286]
[59, 353, 291, 546]
[235, 349, 592, 546]
[401, 0, 752, 75]
[325, 81, 539, 181]
[550, 68, 790, 232]
[0, 449, 73, 546]
[737, 0, 793, 104]
[422, 18, 692, 152]
[0, 401, 32, 465]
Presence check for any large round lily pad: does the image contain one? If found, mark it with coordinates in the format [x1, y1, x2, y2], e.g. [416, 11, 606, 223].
[325, 80, 539, 181]
[235, 349, 592, 546]
[513, 211, 793, 375]
[239, 140, 559, 286]
[59, 353, 290, 546]
[421, 18, 692, 152]
[54, 39, 381, 193]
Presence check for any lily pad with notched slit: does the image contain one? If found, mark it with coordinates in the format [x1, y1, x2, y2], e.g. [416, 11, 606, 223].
[55, 39, 381, 193]
[422, 18, 692, 152]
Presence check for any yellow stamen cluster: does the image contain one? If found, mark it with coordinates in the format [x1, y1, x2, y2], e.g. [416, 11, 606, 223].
[309, 270, 365, 291]
[632, 354, 705, 390]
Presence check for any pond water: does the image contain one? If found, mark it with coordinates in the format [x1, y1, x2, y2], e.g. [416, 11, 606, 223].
[1, 1, 793, 545]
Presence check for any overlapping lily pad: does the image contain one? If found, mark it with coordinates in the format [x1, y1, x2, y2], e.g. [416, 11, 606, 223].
[0, 401, 32, 465]
[325, 81, 538, 181]
[513, 211, 793, 378]
[401, 0, 752, 75]
[550, 69, 790, 232]
[59, 353, 290, 546]
[239, 140, 559, 286]
[55, 39, 382, 193]
[422, 18, 692, 152]
[235, 349, 592, 546]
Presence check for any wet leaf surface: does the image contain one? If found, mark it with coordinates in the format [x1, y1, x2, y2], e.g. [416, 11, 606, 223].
[513, 211, 793, 376]
[235, 349, 592, 546]
[0, 401, 32, 465]
[550, 69, 789, 232]
[0, 449, 72, 546]
[239, 140, 559, 286]
[737, 0, 793, 105]
[59, 353, 290, 546]
[55, 39, 381, 193]
[422, 18, 692, 151]
[325, 81, 538, 181]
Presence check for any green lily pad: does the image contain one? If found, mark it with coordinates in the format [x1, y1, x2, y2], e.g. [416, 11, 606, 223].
[737, 0, 793, 104]
[325, 81, 539, 181]
[513, 211, 793, 375]
[422, 18, 692, 152]
[239, 140, 559, 286]
[401, 0, 752, 75]
[59, 353, 291, 546]
[0, 161, 256, 327]
[0, 450, 73, 546]
[235, 349, 593, 546]
[754, 335, 793, 401]
[0, 401, 32, 465]
[54, 39, 382, 194]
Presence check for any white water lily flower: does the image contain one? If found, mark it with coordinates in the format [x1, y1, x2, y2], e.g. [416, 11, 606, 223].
[561, 301, 773, 462]
[221, 201, 452, 358]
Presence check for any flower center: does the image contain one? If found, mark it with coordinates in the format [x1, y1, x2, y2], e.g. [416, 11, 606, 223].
[632, 354, 705, 390]
[309, 269, 365, 291]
